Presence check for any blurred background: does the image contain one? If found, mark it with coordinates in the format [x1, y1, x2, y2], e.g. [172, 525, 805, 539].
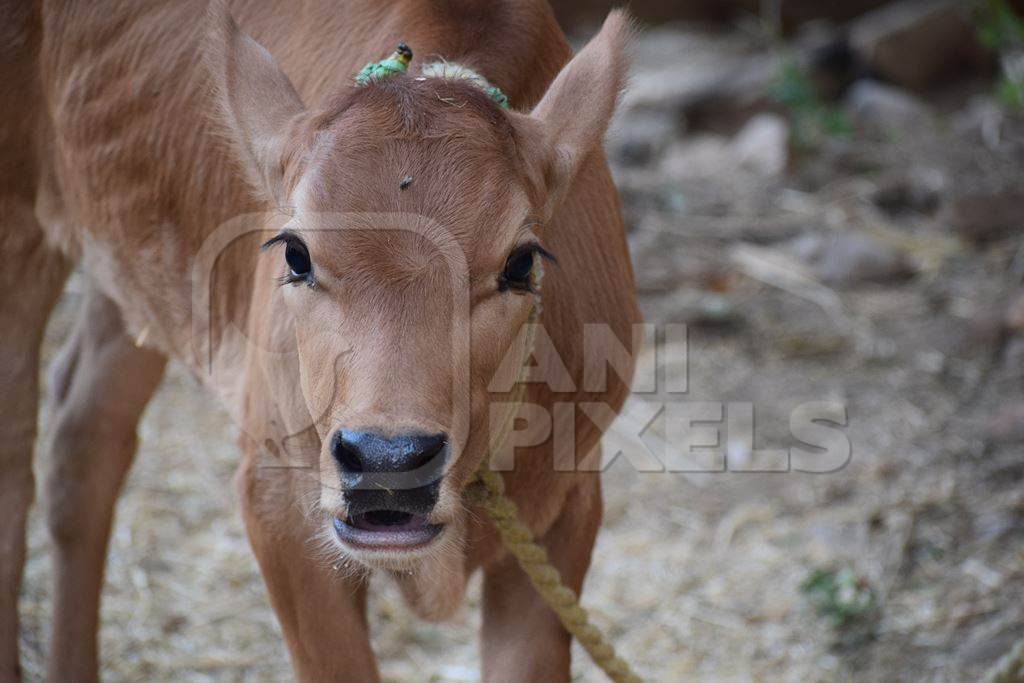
[18, 0, 1024, 680]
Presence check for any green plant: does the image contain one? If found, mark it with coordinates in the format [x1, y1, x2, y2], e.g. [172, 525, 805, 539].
[769, 58, 851, 148]
[974, 0, 1024, 109]
[975, 0, 1024, 50]
[997, 74, 1024, 108]
[801, 567, 876, 628]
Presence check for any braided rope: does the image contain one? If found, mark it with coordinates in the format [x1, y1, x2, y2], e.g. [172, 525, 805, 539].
[468, 301, 642, 683]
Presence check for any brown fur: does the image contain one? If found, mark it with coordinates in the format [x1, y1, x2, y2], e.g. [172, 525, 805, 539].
[0, 1, 641, 680]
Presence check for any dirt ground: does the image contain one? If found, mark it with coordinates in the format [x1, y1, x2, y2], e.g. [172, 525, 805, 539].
[18, 19, 1024, 683]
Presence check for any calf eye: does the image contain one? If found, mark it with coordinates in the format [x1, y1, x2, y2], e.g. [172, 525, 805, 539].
[499, 244, 555, 293]
[503, 251, 534, 287]
[285, 241, 312, 279]
[260, 231, 315, 287]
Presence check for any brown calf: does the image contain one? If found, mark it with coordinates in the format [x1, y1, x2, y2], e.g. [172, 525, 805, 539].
[0, 0, 640, 680]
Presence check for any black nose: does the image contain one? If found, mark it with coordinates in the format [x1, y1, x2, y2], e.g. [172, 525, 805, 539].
[333, 430, 446, 475]
[331, 429, 447, 507]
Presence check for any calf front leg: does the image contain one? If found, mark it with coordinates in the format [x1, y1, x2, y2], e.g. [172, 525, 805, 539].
[235, 449, 381, 683]
[0, 213, 68, 681]
[480, 476, 603, 683]
[44, 285, 166, 683]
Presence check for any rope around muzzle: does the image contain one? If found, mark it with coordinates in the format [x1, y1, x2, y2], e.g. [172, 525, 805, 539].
[466, 301, 642, 683]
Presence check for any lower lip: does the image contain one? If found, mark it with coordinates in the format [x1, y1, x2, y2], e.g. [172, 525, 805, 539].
[332, 516, 443, 551]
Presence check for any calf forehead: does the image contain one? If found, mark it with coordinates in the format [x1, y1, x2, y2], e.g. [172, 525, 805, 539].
[300, 77, 536, 232]
[311, 137, 520, 220]
[298, 140, 532, 281]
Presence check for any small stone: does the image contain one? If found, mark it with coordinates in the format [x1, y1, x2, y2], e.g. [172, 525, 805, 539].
[624, 48, 779, 135]
[953, 305, 1007, 354]
[844, 79, 930, 128]
[953, 96, 1006, 149]
[798, 23, 863, 101]
[676, 295, 745, 331]
[773, 331, 849, 358]
[609, 111, 677, 167]
[871, 167, 945, 216]
[679, 58, 777, 135]
[959, 626, 1024, 668]
[1007, 292, 1024, 331]
[730, 113, 790, 176]
[944, 188, 1024, 244]
[789, 231, 915, 288]
[982, 403, 1024, 444]
[660, 136, 733, 180]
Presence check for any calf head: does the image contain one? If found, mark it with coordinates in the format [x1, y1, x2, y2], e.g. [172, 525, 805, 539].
[206, 5, 630, 568]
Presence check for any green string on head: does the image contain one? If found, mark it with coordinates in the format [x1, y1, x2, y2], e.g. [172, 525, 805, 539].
[355, 42, 413, 86]
[354, 42, 511, 109]
[484, 85, 510, 109]
[419, 60, 510, 109]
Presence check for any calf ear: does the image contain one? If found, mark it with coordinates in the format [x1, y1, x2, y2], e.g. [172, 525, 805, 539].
[529, 10, 632, 218]
[204, 0, 307, 204]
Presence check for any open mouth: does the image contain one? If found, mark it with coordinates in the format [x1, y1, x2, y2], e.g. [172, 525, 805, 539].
[332, 510, 443, 551]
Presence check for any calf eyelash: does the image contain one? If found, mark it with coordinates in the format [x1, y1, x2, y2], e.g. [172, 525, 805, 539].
[261, 230, 316, 288]
[498, 243, 556, 294]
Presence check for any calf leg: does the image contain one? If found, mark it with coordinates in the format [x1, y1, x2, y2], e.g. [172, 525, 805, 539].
[236, 450, 381, 683]
[480, 476, 603, 683]
[43, 285, 166, 683]
[0, 213, 68, 682]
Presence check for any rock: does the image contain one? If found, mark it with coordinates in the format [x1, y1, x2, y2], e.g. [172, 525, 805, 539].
[795, 21, 871, 101]
[849, 0, 991, 90]
[953, 305, 1008, 354]
[620, 30, 768, 129]
[844, 79, 930, 127]
[628, 228, 736, 292]
[660, 136, 734, 179]
[772, 330, 850, 358]
[959, 625, 1024, 670]
[789, 231, 915, 287]
[644, 291, 745, 332]
[982, 403, 1024, 443]
[944, 188, 1024, 244]
[733, 0, 896, 27]
[549, 0, 729, 28]
[550, 0, 895, 31]
[659, 115, 791, 179]
[679, 58, 778, 135]
[1007, 291, 1024, 331]
[624, 48, 780, 136]
[730, 114, 790, 176]
[953, 96, 1006, 150]
[871, 167, 945, 216]
[1004, 337, 1024, 377]
[609, 111, 678, 167]
[967, 193, 1024, 245]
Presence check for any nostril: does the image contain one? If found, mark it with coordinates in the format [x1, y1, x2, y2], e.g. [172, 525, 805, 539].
[336, 443, 363, 473]
[407, 436, 446, 472]
[331, 431, 365, 474]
